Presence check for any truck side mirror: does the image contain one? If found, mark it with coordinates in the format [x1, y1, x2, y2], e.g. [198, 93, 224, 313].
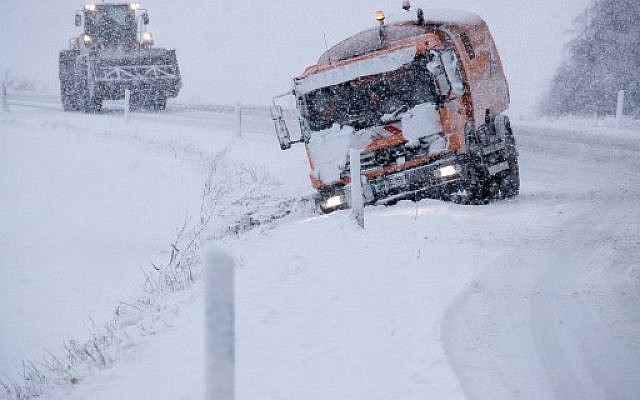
[75, 14, 82, 27]
[142, 12, 149, 25]
[271, 104, 292, 150]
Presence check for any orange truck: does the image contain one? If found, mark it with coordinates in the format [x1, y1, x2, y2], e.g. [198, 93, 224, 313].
[271, 6, 519, 213]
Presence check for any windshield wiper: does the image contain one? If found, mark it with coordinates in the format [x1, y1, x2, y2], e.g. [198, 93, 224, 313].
[380, 104, 408, 124]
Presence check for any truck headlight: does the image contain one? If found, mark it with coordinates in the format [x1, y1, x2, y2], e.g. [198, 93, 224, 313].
[324, 195, 344, 209]
[436, 165, 458, 179]
[142, 31, 154, 45]
[129, 2, 141, 11]
[82, 34, 93, 45]
[84, 3, 96, 12]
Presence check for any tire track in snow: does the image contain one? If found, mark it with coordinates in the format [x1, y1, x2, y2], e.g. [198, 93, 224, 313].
[441, 124, 640, 400]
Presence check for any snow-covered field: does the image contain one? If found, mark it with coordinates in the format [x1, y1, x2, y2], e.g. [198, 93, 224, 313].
[1, 98, 638, 399]
[0, 105, 207, 377]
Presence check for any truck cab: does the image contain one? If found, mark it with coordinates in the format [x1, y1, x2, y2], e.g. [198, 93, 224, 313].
[272, 8, 519, 212]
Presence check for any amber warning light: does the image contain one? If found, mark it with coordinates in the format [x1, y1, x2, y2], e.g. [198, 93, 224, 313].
[375, 10, 386, 23]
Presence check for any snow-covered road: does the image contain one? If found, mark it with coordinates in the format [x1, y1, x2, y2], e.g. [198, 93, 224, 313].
[443, 124, 640, 400]
[1, 100, 639, 400]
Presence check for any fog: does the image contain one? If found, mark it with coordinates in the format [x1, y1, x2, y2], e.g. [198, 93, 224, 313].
[1, 0, 591, 116]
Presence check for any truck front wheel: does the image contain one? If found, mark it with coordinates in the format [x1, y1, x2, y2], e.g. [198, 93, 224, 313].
[451, 162, 490, 205]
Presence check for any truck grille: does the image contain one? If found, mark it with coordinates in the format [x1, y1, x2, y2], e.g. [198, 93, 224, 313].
[342, 133, 445, 178]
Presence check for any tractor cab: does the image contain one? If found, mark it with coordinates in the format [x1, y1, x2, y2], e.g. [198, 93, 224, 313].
[74, 3, 153, 51]
[60, 2, 181, 112]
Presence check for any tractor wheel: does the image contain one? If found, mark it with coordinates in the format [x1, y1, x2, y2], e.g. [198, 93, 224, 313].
[60, 74, 80, 111]
[59, 52, 81, 112]
[152, 97, 167, 112]
[60, 82, 80, 112]
[77, 81, 101, 113]
[74, 60, 101, 113]
[79, 89, 101, 113]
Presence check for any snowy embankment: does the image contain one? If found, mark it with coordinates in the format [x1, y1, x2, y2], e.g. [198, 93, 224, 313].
[0, 106, 202, 376]
[2, 102, 640, 400]
[0, 102, 310, 399]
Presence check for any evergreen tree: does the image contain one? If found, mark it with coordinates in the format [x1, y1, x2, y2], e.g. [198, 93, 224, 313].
[544, 0, 640, 116]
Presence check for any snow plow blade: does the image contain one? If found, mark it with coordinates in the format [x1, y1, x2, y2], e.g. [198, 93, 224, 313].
[90, 49, 182, 101]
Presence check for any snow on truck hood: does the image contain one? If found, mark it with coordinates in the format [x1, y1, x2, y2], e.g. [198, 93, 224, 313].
[294, 46, 417, 96]
[307, 103, 442, 182]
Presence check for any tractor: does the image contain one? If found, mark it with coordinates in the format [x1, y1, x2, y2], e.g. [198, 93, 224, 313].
[59, 2, 181, 112]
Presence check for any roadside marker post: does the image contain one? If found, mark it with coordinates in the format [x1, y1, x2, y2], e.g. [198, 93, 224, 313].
[350, 148, 365, 229]
[1, 80, 8, 111]
[235, 103, 242, 137]
[205, 248, 235, 400]
[124, 88, 131, 121]
[616, 89, 625, 122]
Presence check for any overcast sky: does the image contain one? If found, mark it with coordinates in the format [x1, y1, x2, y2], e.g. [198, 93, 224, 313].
[0, 0, 592, 116]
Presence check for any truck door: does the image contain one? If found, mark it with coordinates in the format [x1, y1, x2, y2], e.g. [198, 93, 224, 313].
[427, 49, 467, 153]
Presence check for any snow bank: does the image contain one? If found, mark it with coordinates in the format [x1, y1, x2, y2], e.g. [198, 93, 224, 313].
[0, 109, 205, 378]
[0, 104, 310, 394]
[306, 124, 354, 182]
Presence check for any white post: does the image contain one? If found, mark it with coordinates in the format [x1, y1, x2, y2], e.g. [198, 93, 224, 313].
[1, 80, 8, 112]
[234, 103, 242, 137]
[616, 90, 625, 121]
[350, 148, 365, 229]
[205, 248, 235, 400]
[124, 88, 131, 120]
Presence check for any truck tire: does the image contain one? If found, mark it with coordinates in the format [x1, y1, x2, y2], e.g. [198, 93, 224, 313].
[451, 163, 490, 205]
[453, 122, 491, 205]
[499, 158, 520, 199]
[495, 115, 520, 199]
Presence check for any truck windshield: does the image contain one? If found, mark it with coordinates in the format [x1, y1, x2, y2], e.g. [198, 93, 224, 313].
[300, 55, 438, 132]
[85, 6, 137, 48]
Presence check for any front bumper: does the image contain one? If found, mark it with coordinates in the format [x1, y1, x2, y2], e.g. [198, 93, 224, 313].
[366, 156, 465, 204]
[319, 155, 469, 211]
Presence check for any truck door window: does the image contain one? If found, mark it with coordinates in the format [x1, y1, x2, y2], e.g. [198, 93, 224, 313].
[427, 50, 465, 98]
[427, 51, 451, 98]
[441, 50, 465, 96]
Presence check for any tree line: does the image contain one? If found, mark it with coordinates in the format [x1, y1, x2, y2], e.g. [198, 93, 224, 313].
[544, 0, 640, 116]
